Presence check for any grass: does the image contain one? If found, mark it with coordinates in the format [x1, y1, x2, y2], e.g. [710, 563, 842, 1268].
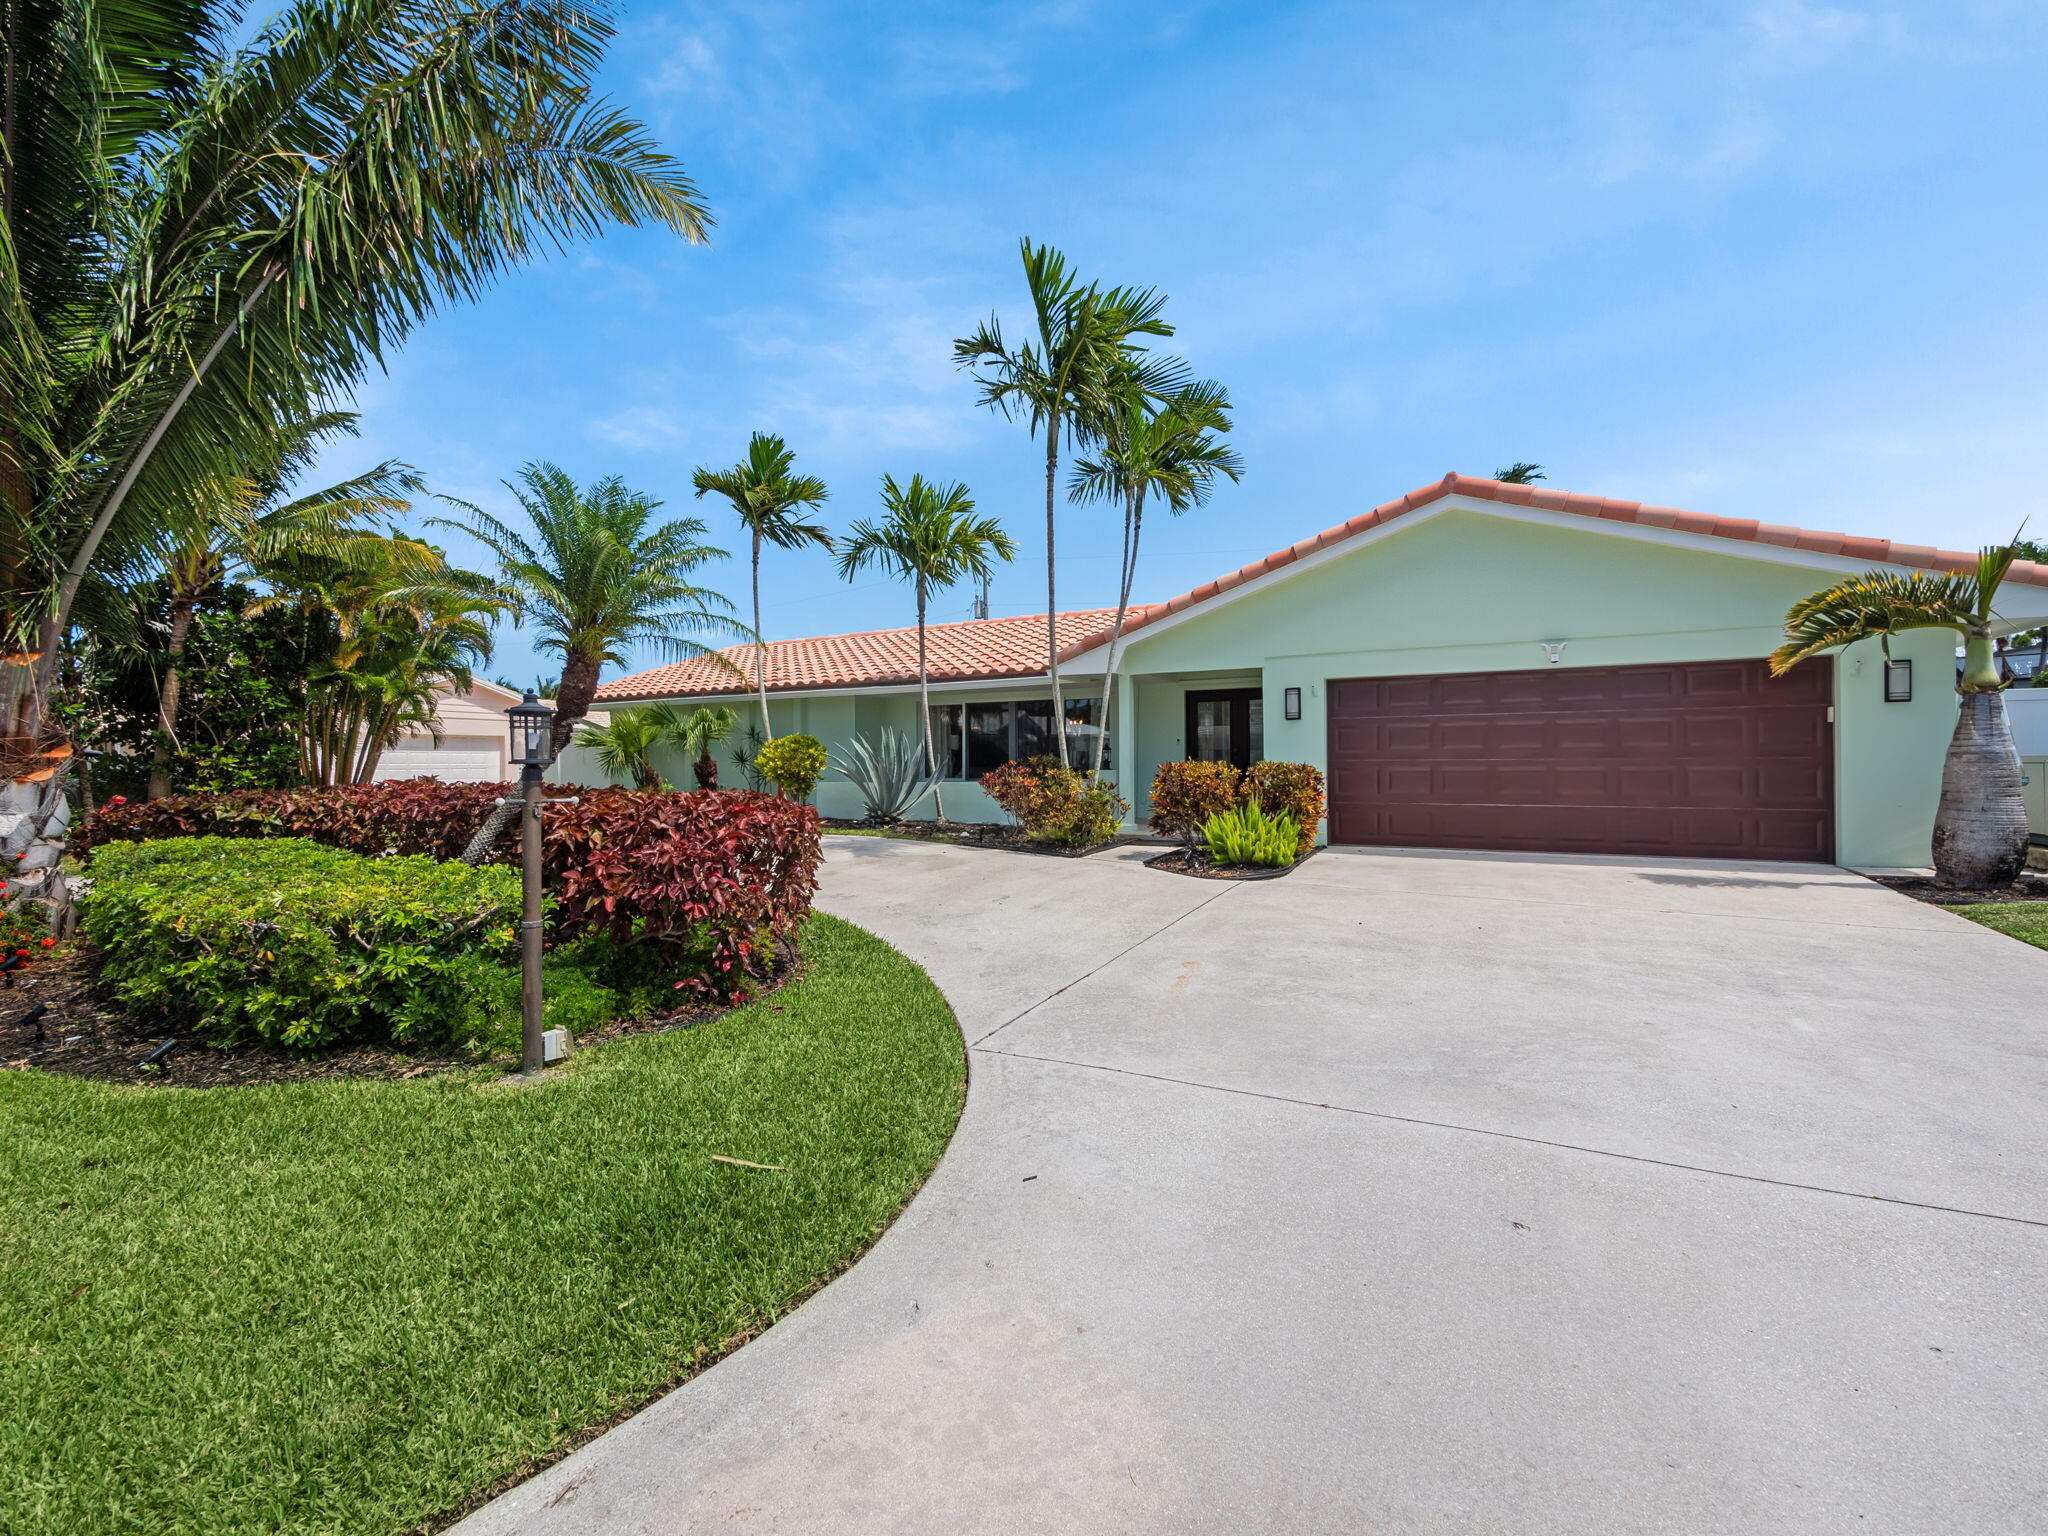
[0, 914, 964, 1536]
[1942, 901, 2048, 951]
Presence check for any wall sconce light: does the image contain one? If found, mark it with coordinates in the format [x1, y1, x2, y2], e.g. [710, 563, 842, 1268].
[1884, 658, 1912, 702]
[1539, 641, 1567, 664]
[1283, 686, 1302, 721]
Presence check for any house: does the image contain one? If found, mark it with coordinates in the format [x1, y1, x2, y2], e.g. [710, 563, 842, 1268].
[593, 473, 2048, 867]
[375, 677, 609, 787]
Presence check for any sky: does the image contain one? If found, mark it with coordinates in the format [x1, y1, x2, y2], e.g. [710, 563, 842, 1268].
[313, 0, 2048, 688]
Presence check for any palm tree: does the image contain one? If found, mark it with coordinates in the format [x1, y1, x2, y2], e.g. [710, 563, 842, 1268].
[1771, 545, 2032, 887]
[1494, 463, 1546, 483]
[432, 464, 744, 755]
[573, 707, 674, 791]
[2, 0, 705, 924]
[144, 414, 425, 798]
[1070, 378, 1244, 773]
[676, 705, 741, 789]
[836, 477, 1016, 820]
[691, 434, 832, 738]
[954, 242, 1175, 761]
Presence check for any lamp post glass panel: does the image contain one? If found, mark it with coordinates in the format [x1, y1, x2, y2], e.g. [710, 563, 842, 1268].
[508, 691, 557, 1072]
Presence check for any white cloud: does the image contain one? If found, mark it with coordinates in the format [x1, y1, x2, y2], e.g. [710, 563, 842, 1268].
[586, 405, 686, 451]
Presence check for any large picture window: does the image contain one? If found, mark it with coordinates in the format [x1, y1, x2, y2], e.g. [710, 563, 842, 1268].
[927, 698, 1110, 778]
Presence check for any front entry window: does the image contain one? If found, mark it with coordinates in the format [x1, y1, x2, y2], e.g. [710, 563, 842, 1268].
[1185, 688, 1262, 770]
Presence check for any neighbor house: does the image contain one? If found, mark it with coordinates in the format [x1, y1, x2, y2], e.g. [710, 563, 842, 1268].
[376, 676, 608, 787]
[593, 473, 2048, 868]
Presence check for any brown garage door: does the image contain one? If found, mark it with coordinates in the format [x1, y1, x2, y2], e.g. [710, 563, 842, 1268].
[1326, 659, 1834, 860]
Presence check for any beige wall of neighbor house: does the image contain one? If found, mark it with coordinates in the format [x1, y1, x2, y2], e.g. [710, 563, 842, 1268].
[377, 678, 609, 787]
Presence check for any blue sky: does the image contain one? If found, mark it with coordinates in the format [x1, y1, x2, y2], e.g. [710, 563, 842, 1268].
[318, 0, 2048, 687]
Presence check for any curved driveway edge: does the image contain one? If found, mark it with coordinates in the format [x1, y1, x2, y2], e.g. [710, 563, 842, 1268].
[453, 836, 2048, 1535]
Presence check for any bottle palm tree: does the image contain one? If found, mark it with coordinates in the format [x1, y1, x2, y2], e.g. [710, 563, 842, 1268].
[691, 433, 832, 738]
[836, 477, 1016, 819]
[1070, 378, 1244, 774]
[1771, 545, 2033, 887]
[953, 242, 1175, 761]
[675, 705, 741, 789]
[432, 463, 744, 755]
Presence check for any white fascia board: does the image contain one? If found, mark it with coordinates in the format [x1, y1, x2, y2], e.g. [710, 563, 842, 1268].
[1058, 494, 2048, 668]
[597, 671, 1109, 708]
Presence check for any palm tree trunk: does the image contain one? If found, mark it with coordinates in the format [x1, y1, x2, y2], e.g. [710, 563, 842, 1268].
[752, 530, 772, 739]
[1931, 689, 2029, 887]
[146, 594, 199, 799]
[552, 651, 603, 757]
[1043, 405, 1069, 765]
[919, 581, 945, 822]
[694, 750, 718, 790]
[1091, 487, 1143, 778]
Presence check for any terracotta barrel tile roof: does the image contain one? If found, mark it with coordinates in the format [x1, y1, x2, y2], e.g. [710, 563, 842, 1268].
[597, 473, 2048, 701]
[595, 608, 1119, 703]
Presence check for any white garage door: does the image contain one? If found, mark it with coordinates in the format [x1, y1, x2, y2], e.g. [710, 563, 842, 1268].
[375, 735, 505, 783]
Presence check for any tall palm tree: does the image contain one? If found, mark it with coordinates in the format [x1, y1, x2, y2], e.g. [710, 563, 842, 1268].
[1771, 545, 2032, 887]
[432, 464, 743, 755]
[1494, 463, 1546, 484]
[144, 414, 425, 798]
[836, 476, 1016, 820]
[691, 433, 831, 738]
[1070, 378, 1244, 773]
[954, 242, 1175, 762]
[2, 0, 706, 922]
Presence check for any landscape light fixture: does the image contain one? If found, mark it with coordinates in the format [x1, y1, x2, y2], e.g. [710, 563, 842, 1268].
[1283, 686, 1302, 721]
[1884, 658, 1913, 703]
[506, 692, 558, 1074]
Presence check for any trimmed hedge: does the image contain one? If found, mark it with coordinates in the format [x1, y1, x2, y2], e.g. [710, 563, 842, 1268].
[81, 782, 824, 1002]
[83, 838, 522, 1053]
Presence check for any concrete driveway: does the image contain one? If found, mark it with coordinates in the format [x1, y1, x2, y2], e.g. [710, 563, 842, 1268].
[456, 838, 2048, 1535]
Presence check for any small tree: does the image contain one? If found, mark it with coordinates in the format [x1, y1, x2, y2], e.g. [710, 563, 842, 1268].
[676, 706, 740, 790]
[1772, 545, 2033, 887]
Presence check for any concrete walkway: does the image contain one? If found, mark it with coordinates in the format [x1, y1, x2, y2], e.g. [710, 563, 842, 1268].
[455, 838, 2048, 1535]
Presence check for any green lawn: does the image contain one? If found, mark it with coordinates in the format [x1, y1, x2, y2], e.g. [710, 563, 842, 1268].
[0, 914, 963, 1536]
[1943, 900, 2048, 951]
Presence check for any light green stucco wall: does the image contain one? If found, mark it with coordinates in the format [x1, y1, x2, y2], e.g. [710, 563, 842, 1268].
[1116, 509, 1955, 867]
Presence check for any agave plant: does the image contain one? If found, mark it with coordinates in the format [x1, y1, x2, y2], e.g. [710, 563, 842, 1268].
[832, 729, 943, 823]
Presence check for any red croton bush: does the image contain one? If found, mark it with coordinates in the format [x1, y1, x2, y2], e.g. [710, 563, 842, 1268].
[81, 781, 823, 1001]
[1149, 758, 1325, 856]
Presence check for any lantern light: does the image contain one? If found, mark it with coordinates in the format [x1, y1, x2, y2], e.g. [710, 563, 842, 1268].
[507, 690, 556, 769]
[1883, 659, 1913, 703]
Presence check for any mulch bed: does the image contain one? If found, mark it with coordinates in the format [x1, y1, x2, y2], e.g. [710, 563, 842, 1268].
[823, 818, 1131, 859]
[1873, 873, 2048, 907]
[0, 944, 795, 1090]
[1145, 846, 1320, 881]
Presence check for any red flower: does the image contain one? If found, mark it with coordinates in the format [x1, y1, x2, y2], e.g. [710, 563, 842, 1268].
[13, 948, 26, 957]
[38, 938, 55, 948]
[107, 795, 128, 807]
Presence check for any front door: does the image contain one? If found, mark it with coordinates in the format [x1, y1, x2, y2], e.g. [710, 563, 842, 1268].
[1185, 688, 1263, 770]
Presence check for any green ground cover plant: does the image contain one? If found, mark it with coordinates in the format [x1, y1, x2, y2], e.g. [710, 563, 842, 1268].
[1942, 901, 2048, 951]
[0, 915, 962, 1536]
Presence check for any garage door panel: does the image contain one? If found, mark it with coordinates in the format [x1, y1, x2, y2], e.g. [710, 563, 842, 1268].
[1327, 659, 1833, 860]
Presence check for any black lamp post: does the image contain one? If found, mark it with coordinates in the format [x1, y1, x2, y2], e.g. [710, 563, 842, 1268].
[506, 690, 556, 1073]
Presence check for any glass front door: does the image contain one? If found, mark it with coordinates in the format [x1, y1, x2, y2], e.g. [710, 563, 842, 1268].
[1184, 688, 1262, 769]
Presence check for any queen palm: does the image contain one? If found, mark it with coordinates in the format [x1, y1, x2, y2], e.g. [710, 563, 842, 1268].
[836, 477, 1015, 820]
[1771, 545, 2032, 887]
[691, 434, 831, 738]
[432, 464, 743, 755]
[1070, 378, 1244, 773]
[1, 0, 706, 921]
[954, 242, 1175, 762]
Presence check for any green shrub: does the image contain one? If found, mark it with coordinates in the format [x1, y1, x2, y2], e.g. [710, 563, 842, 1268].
[979, 757, 1129, 846]
[449, 952, 624, 1054]
[1200, 799, 1300, 867]
[1241, 760, 1325, 857]
[83, 837, 523, 1054]
[1149, 759, 1242, 848]
[755, 733, 827, 800]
